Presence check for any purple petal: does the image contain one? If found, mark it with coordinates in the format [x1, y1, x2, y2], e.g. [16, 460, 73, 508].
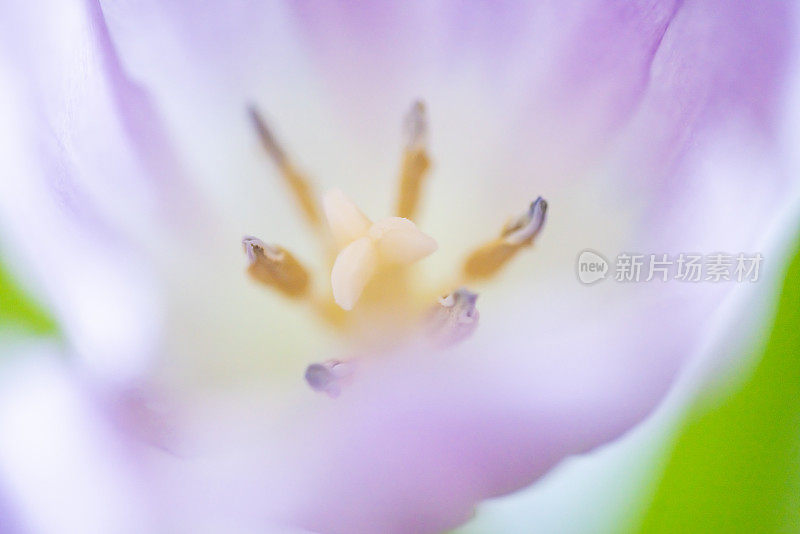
[93, 0, 792, 213]
[0, 1, 193, 223]
[289, 0, 791, 182]
[0, 347, 156, 534]
[158, 280, 715, 533]
[0, 0, 172, 381]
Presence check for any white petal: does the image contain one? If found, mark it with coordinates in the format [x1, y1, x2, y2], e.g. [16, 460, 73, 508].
[323, 189, 372, 249]
[0, 43, 161, 384]
[0, 346, 155, 534]
[370, 217, 438, 264]
[331, 237, 377, 310]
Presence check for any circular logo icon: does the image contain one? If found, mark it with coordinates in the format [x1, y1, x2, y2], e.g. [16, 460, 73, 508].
[576, 249, 609, 285]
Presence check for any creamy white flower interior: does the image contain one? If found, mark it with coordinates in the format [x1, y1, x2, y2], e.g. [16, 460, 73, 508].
[0, 1, 798, 533]
[241, 102, 547, 394]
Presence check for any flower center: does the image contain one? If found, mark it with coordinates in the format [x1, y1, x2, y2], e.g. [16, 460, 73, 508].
[244, 102, 547, 395]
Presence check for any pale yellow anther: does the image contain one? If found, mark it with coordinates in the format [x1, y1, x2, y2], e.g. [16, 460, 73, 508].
[324, 190, 438, 310]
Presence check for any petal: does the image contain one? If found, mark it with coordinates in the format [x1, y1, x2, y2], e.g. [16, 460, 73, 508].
[331, 237, 378, 310]
[607, 0, 793, 183]
[0, 38, 162, 382]
[0, 0, 194, 233]
[164, 100, 800, 534]
[91, 0, 793, 208]
[323, 189, 373, 249]
[369, 217, 438, 264]
[287, 0, 792, 196]
[0, 346, 156, 534]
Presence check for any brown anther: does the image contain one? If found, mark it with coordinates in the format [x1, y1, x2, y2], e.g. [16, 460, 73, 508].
[463, 197, 548, 280]
[248, 106, 322, 227]
[243, 236, 310, 297]
[395, 101, 431, 220]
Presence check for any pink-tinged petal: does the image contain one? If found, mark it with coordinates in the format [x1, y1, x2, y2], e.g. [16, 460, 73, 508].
[289, 0, 792, 188]
[162, 281, 717, 534]
[91, 1, 793, 201]
[150, 76, 797, 534]
[287, 136, 795, 532]
[609, 0, 793, 183]
[95, 0, 353, 245]
[0, 487, 23, 534]
[0, 0, 195, 232]
[0, 4, 165, 382]
[0, 346, 157, 534]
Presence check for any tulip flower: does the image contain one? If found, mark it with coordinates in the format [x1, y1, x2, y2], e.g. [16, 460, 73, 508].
[0, 1, 796, 533]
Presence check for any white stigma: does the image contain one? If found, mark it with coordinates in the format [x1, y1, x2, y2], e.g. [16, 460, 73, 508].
[324, 189, 438, 310]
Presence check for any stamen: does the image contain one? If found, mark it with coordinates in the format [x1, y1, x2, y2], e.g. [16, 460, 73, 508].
[239, 104, 544, 389]
[248, 105, 322, 227]
[463, 197, 548, 280]
[501, 196, 548, 245]
[242, 236, 310, 297]
[404, 100, 428, 151]
[305, 359, 354, 397]
[395, 100, 431, 220]
[425, 288, 480, 347]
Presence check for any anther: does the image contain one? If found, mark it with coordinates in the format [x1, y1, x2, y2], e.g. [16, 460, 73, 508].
[501, 197, 548, 245]
[248, 105, 322, 227]
[395, 100, 431, 220]
[463, 197, 548, 280]
[305, 359, 354, 397]
[242, 236, 310, 297]
[403, 100, 428, 151]
[425, 288, 480, 347]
